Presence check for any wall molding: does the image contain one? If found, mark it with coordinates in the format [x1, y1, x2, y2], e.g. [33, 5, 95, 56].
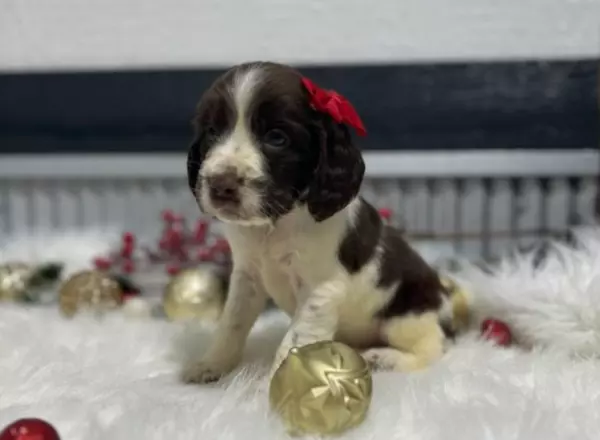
[0, 150, 596, 179]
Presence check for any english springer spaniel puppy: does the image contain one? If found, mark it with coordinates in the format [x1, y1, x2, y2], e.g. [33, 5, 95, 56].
[184, 61, 468, 384]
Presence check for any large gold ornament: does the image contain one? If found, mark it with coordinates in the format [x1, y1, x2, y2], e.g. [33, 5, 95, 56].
[0, 263, 32, 301]
[162, 268, 226, 321]
[269, 341, 373, 436]
[59, 270, 123, 317]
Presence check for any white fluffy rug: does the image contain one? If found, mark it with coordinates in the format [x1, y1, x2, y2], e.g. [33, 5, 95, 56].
[3, 229, 600, 439]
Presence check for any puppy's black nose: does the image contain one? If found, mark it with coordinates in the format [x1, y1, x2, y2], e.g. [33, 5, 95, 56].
[207, 172, 241, 204]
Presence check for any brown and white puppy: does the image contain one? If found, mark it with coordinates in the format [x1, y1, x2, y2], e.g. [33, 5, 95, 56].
[185, 61, 466, 383]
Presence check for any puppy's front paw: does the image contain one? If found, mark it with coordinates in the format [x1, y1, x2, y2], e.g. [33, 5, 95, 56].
[181, 358, 239, 384]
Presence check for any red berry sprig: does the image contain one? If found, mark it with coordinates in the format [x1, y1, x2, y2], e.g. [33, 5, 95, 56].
[93, 256, 112, 271]
[91, 210, 233, 280]
[193, 219, 209, 244]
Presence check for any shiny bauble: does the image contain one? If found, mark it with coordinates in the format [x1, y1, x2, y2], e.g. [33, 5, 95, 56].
[481, 318, 512, 347]
[0, 262, 32, 301]
[0, 418, 60, 440]
[162, 268, 226, 322]
[0, 262, 63, 303]
[59, 270, 122, 317]
[269, 341, 372, 436]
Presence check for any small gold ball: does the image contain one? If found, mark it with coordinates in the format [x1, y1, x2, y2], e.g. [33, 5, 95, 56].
[269, 341, 372, 436]
[162, 268, 225, 322]
[59, 270, 122, 317]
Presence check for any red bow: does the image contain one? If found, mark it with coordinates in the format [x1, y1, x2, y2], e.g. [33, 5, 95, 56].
[301, 77, 367, 137]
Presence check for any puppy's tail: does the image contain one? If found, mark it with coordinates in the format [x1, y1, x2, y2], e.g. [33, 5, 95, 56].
[439, 276, 472, 336]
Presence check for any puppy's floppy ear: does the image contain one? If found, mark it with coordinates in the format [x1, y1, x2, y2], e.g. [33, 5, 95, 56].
[187, 131, 203, 192]
[305, 117, 365, 222]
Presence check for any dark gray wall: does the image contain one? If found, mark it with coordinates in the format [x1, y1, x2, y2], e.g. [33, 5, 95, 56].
[0, 60, 597, 154]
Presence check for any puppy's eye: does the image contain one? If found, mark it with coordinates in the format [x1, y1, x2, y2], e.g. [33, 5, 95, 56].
[263, 129, 289, 147]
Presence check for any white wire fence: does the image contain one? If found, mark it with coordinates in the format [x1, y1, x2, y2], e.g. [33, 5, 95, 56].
[0, 151, 597, 261]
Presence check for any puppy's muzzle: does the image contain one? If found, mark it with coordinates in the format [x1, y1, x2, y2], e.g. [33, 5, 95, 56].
[206, 171, 243, 207]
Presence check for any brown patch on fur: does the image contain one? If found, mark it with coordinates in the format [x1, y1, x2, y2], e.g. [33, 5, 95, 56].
[337, 198, 382, 274]
[377, 226, 444, 317]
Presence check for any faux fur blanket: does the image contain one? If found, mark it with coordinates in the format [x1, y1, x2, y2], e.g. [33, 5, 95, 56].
[2, 228, 600, 440]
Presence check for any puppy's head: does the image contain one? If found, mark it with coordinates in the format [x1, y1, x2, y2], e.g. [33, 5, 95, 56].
[187, 61, 365, 225]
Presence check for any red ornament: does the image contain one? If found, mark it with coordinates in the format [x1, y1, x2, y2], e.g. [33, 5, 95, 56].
[301, 77, 367, 137]
[481, 318, 512, 347]
[0, 418, 60, 440]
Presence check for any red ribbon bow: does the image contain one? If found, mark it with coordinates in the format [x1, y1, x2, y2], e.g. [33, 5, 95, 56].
[301, 77, 367, 137]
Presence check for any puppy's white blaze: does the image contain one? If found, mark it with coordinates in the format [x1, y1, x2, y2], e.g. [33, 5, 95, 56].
[232, 66, 263, 118]
[201, 66, 265, 181]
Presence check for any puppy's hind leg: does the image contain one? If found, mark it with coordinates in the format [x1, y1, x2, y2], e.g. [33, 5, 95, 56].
[362, 347, 409, 372]
[368, 312, 445, 373]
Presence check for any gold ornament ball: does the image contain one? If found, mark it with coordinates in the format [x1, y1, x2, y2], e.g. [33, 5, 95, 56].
[269, 341, 373, 436]
[163, 268, 225, 322]
[59, 270, 123, 317]
[0, 262, 32, 301]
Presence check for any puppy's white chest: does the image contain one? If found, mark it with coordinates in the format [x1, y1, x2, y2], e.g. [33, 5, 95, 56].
[261, 225, 303, 264]
[257, 235, 306, 314]
[266, 240, 294, 267]
[267, 236, 306, 280]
